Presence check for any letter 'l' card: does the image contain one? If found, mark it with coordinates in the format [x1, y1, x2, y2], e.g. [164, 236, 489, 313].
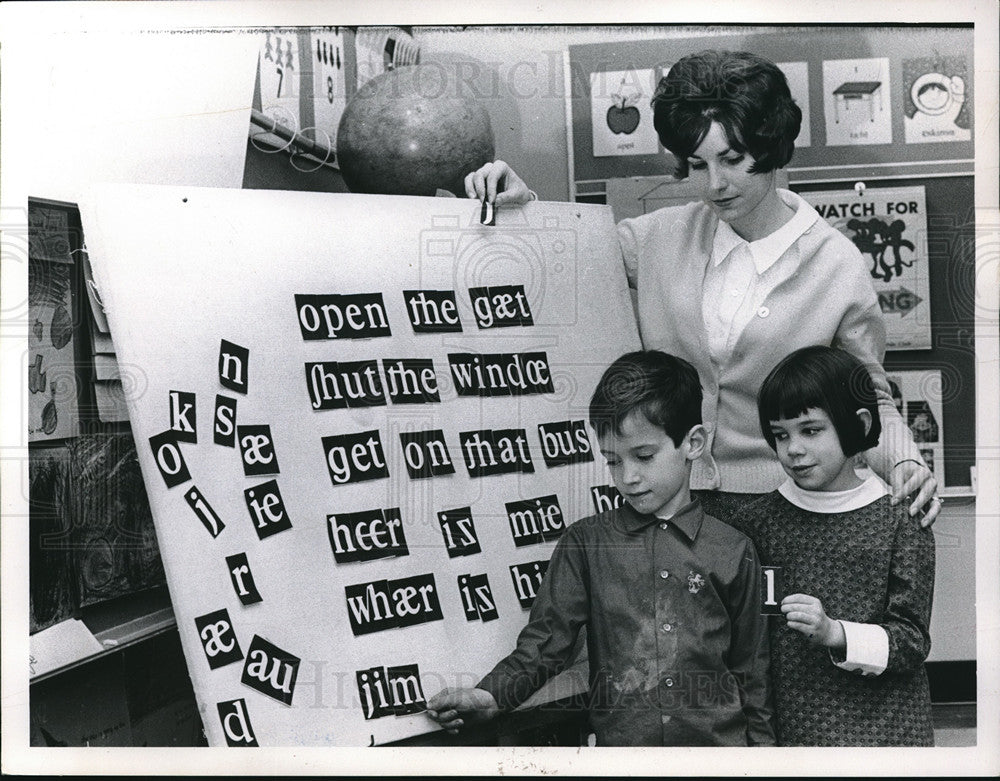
[760, 565, 784, 615]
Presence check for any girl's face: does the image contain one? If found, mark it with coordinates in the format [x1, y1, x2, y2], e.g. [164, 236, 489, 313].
[769, 407, 863, 492]
[686, 121, 783, 241]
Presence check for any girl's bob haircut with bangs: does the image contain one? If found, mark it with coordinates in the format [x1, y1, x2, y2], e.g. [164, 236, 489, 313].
[758, 345, 882, 458]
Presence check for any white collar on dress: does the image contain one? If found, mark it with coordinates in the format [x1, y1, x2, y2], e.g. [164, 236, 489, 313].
[711, 189, 820, 274]
[777, 473, 890, 513]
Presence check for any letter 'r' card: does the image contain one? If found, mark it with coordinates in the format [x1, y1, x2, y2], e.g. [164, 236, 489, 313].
[760, 566, 784, 615]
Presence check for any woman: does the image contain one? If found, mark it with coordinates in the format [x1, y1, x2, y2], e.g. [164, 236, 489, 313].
[465, 49, 940, 525]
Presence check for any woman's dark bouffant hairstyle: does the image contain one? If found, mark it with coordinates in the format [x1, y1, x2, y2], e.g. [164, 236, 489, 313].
[652, 50, 802, 179]
[757, 346, 882, 458]
[589, 350, 702, 447]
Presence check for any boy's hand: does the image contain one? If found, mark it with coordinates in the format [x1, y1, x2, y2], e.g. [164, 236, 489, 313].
[780, 593, 846, 650]
[464, 160, 533, 206]
[425, 687, 499, 734]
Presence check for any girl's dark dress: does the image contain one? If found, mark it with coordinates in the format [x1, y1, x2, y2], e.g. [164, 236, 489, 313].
[730, 482, 935, 746]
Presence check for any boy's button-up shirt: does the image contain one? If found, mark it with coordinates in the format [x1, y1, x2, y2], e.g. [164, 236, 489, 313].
[477, 500, 774, 746]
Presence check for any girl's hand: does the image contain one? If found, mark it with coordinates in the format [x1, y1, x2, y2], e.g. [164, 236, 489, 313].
[425, 687, 499, 734]
[464, 160, 533, 206]
[781, 593, 846, 650]
[890, 460, 940, 528]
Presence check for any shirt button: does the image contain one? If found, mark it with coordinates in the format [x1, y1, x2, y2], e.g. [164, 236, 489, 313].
[659, 570, 669, 579]
[662, 623, 673, 632]
[659, 522, 668, 530]
[757, 306, 770, 318]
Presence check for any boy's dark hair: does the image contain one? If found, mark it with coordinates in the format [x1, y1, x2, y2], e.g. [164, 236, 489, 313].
[757, 345, 881, 457]
[651, 49, 802, 179]
[589, 350, 702, 447]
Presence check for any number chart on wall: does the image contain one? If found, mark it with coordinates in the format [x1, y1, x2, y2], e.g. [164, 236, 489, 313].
[81, 185, 640, 746]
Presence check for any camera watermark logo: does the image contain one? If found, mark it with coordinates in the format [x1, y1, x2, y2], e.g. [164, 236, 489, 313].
[418, 209, 579, 327]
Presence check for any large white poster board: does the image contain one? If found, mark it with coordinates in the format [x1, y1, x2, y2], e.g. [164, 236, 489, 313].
[80, 185, 640, 747]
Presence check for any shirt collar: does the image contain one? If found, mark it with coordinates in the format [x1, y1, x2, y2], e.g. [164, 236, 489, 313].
[777, 474, 889, 513]
[619, 498, 704, 541]
[711, 189, 819, 274]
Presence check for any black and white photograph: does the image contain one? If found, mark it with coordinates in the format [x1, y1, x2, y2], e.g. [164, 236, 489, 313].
[1, 1, 997, 776]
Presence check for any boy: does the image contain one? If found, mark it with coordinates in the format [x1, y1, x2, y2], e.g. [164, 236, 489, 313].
[426, 351, 774, 746]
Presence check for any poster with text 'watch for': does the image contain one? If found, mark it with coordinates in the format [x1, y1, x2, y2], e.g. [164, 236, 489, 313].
[801, 186, 931, 351]
[80, 185, 640, 746]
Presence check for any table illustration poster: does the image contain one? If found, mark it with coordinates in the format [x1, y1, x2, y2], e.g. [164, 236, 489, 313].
[80, 184, 640, 746]
[590, 68, 661, 157]
[822, 57, 892, 146]
[903, 55, 972, 144]
[800, 186, 931, 350]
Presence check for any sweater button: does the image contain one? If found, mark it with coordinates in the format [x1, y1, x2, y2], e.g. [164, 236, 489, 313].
[659, 570, 669, 579]
[662, 623, 673, 632]
[664, 677, 674, 687]
[757, 306, 770, 318]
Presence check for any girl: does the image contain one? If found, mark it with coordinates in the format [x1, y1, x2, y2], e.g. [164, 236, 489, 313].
[464, 49, 940, 527]
[738, 345, 935, 746]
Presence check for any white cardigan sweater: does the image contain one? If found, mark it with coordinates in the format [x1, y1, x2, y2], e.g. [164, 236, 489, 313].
[617, 194, 923, 494]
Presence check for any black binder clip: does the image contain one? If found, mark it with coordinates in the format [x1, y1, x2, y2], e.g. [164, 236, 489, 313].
[479, 198, 495, 226]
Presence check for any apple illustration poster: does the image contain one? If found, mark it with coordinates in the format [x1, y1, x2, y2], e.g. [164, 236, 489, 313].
[775, 61, 811, 147]
[886, 371, 946, 486]
[903, 55, 973, 144]
[800, 185, 931, 350]
[822, 57, 892, 146]
[80, 183, 640, 746]
[590, 68, 660, 157]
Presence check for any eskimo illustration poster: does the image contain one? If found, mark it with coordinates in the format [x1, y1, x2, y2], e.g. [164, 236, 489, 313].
[903, 55, 972, 144]
[822, 57, 892, 146]
[800, 186, 931, 350]
[590, 68, 660, 157]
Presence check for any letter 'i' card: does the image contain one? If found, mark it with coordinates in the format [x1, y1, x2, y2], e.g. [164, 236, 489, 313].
[760, 566, 784, 615]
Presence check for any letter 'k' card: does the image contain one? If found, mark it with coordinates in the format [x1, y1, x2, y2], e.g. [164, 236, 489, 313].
[760, 565, 784, 615]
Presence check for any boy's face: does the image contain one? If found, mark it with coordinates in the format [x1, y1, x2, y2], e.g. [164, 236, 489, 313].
[597, 411, 695, 519]
[768, 407, 860, 492]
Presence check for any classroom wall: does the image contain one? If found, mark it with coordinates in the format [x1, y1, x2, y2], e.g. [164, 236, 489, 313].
[414, 26, 720, 201]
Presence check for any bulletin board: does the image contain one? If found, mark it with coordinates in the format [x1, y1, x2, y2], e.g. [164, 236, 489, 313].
[567, 25, 974, 189]
[796, 176, 977, 491]
[80, 184, 640, 747]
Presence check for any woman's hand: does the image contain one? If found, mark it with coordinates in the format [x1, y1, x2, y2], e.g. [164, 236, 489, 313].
[890, 460, 940, 528]
[425, 687, 499, 734]
[464, 160, 533, 206]
[781, 593, 845, 650]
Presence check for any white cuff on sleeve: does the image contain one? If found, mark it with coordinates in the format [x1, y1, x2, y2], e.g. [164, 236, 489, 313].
[830, 620, 888, 676]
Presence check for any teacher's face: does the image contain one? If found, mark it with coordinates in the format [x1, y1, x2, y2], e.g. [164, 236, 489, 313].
[686, 121, 780, 239]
